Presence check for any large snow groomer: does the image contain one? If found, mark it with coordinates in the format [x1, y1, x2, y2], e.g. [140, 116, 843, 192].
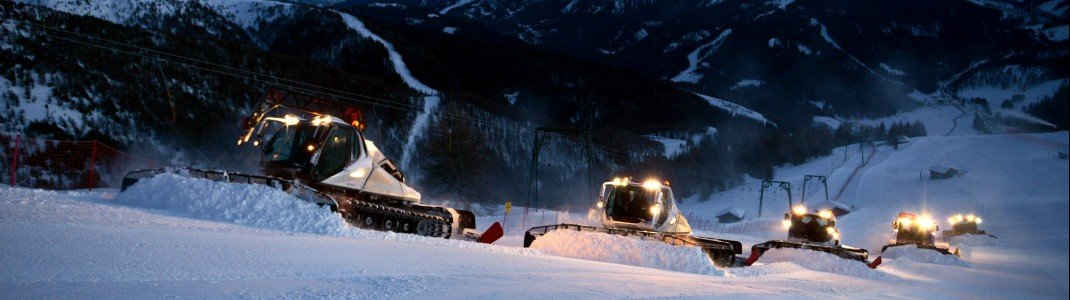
[121, 88, 500, 242]
[879, 212, 954, 255]
[943, 213, 996, 239]
[522, 177, 743, 267]
[745, 205, 873, 267]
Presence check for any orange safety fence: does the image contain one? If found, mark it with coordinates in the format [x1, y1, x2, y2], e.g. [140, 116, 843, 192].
[1, 134, 162, 190]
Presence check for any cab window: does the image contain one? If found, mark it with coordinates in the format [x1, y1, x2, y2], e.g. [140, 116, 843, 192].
[314, 127, 353, 177]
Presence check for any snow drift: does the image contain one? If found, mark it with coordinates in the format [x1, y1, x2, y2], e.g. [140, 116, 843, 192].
[114, 173, 534, 254]
[739, 248, 893, 280]
[880, 245, 970, 267]
[528, 230, 724, 276]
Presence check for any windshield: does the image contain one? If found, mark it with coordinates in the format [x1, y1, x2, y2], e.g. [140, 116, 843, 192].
[795, 215, 831, 227]
[263, 124, 323, 167]
[605, 185, 659, 224]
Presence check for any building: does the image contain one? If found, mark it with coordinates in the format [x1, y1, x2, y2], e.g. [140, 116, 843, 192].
[715, 207, 745, 223]
[813, 199, 852, 216]
[930, 165, 960, 179]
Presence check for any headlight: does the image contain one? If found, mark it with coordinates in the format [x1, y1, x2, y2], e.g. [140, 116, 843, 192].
[918, 215, 935, 230]
[782, 219, 792, 229]
[642, 179, 661, 190]
[792, 205, 807, 215]
[348, 168, 367, 178]
[825, 227, 836, 235]
[966, 214, 975, 222]
[596, 201, 604, 208]
[975, 217, 982, 224]
[947, 217, 957, 225]
[899, 218, 913, 228]
[649, 204, 661, 216]
[956, 214, 965, 222]
[818, 210, 833, 219]
[283, 114, 300, 126]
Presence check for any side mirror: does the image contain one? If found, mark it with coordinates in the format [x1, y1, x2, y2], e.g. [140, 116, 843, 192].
[783, 213, 790, 220]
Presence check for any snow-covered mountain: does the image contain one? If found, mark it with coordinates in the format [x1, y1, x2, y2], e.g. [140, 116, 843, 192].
[3, 0, 1066, 209]
[340, 0, 1066, 122]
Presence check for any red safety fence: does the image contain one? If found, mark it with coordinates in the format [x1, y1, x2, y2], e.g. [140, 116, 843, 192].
[1, 134, 162, 190]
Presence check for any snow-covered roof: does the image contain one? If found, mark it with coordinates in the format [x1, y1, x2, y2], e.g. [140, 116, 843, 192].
[715, 206, 745, 218]
[814, 200, 850, 211]
[930, 165, 954, 173]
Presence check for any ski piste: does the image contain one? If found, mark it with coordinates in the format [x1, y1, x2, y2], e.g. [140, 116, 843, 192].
[745, 206, 876, 268]
[119, 88, 501, 244]
[523, 178, 744, 267]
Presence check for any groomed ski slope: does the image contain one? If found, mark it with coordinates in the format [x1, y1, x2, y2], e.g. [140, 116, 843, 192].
[1, 132, 1067, 298]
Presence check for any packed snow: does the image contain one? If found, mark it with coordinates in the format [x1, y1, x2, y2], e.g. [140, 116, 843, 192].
[731, 79, 764, 90]
[671, 29, 732, 83]
[691, 91, 773, 126]
[880, 245, 970, 267]
[438, 0, 475, 15]
[2, 132, 1067, 297]
[335, 12, 441, 171]
[529, 230, 723, 276]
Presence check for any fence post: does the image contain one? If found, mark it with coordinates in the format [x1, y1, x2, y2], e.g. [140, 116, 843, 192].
[10, 134, 19, 187]
[89, 141, 97, 191]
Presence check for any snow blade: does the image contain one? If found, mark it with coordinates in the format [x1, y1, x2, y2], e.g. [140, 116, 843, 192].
[868, 256, 882, 268]
[747, 240, 871, 267]
[523, 223, 741, 267]
[880, 242, 955, 256]
[477, 222, 504, 244]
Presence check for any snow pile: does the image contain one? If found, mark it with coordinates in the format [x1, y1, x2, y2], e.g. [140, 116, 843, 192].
[881, 245, 969, 267]
[114, 173, 535, 254]
[950, 234, 997, 246]
[745, 248, 893, 279]
[528, 230, 724, 276]
[116, 173, 351, 236]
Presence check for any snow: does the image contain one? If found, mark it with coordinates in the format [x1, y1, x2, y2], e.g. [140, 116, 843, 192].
[646, 135, 688, 158]
[796, 44, 812, 55]
[745, 248, 893, 279]
[336, 12, 441, 171]
[529, 230, 723, 276]
[731, 79, 763, 90]
[442, 26, 458, 34]
[813, 199, 850, 212]
[957, 78, 1068, 128]
[767, 37, 779, 48]
[880, 63, 907, 76]
[439, 0, 475, 14]
[854, 105, 979, 136]
[336, 13, 437, 96]
[2, 133, 1067, 297]
[1039, 0, 1068, 16]
[671, 29, 732, 83]
[716, 206, 746, 218]
[691, 91, 772, 126]
[504, 92, 519, 105]
[767, 0, 795, 9]
[880, 245, 970, 267]
[682, 132, 1068, 297]
[810, 18, 897, 84]
[812, 116, 843, 128]
[201, 0, 294, 32]
[13, 0, 181, 28]
[634, 28, 648, 41]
